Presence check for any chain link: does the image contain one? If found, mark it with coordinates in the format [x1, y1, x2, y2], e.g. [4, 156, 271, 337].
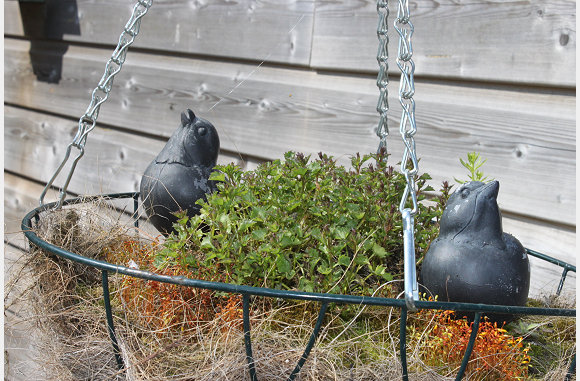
[40, 0, 153, 207]
[375, 0, 390, 155]
[394, 0, 418, 215]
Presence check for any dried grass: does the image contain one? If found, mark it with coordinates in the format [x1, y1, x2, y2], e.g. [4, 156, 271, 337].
[8, 198, 575, 380]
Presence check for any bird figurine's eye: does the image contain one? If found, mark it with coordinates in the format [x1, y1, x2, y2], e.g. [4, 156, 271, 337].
[460, 188, 470, 199]
[197, 126, 207, 136]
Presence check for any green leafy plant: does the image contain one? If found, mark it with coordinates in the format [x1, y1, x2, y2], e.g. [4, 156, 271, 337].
[455, 151, 493, 183]
[157, 151, 446, 297]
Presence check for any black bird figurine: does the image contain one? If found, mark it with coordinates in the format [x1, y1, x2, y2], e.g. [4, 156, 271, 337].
[420, 181, 530, 319]
[140, 109, 220, 235]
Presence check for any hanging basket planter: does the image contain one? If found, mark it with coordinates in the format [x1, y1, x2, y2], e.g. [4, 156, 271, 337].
[16, 0, 576, 379]
[22, 187, 576, 381]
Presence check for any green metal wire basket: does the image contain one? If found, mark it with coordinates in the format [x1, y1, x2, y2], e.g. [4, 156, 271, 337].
[22, 192, 576, 381]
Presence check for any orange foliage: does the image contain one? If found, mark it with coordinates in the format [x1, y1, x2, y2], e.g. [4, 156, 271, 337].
[418, 310, 530, 380]
[214, 294, 244, 332]
[108, 240, 237, 333]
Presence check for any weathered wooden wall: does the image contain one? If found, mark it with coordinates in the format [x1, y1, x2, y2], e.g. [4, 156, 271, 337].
[4, 0, 575, 302]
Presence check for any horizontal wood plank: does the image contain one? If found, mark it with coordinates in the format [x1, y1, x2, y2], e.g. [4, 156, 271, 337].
[4, 0, 315, 66]
[311, 0, 576, 87]
[4, 106, 249, 198]
[501, 217, 576, 297]
[5, 0, 575, 86]
[4, 39, 576, 225]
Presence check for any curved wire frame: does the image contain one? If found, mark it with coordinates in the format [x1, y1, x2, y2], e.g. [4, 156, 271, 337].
[22, 193, 576, 381]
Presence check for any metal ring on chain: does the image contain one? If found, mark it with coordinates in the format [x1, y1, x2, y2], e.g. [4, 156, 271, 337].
[39, 0, 153, 207]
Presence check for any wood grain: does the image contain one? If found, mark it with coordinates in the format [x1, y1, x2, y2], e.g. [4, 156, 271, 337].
[4, 106, 247, 198]
[501, 217, 576, 297]
[311, 0, 576, 86]
[6, 0, 575, 86]
[4, 0, 315, 66]
[4, 39, 575, 225]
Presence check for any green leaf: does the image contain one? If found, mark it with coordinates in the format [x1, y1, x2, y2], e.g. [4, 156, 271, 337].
[373, 264, 387, 276]
[524, 322, 541, 330]
[353, 254, 369, 266]
[310, 227, 323, 241]
[239, 219, 256, 233]
[338, 255, 351, 267]
[175, 212, 189, 226]
[372, 243, 389, 258]
[346, 203, 364, 220]
[317, 263, 333, 275]
[209, 171, 226, 182]
[299, 278, 315, 293]
[280, 234, 300, 248]
[251, 206, 268, 221]
[308, 160, 321, 173]
[252, 229, 268, 241]
[268, 222, 280, 233]
[241, 191, 257, 204]
[184, 256, 198, 267]
[285, 269, 296, 280]
[292, 167, 308, 177]
[201, 236, 215, 249]
[287, 201, 301, 212]
[331, 226, 350, 240]
[276, 254, 292, 274]
[218, 213, 231, 228]
[310, 206, 326, 217]
[381, 271, 393, 281]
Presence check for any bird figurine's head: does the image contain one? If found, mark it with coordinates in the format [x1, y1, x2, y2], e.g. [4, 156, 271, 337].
[156, 109, 220, 168]
[439, 180, 502, 241]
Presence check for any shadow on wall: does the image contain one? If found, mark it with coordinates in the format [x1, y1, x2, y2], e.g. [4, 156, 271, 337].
[18, 0, 80, 84]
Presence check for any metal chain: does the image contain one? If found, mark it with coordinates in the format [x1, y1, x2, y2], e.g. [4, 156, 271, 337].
[375, 0, 389, 155]
[39, 0, 153, 207]
[394, 0, 418, 215]
[394, 0, 419, 311]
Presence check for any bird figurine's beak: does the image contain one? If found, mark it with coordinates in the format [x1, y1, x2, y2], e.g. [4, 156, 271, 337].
[480, 180, 499, 200]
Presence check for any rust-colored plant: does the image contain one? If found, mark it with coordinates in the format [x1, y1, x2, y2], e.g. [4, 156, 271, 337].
[108, 239, 233, 333]
[416, 310, 530, 380]
[214, 294, 244, 333]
